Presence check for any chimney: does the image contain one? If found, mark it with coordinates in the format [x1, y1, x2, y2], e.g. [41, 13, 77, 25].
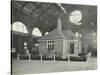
[57, 17, 62, 30]
[57, 17, 66, 39]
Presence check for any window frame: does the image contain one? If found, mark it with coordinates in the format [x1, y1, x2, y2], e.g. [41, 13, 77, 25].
[12, 22, 28, 34]
[32, 27, 42, 37]
[47, 40, 54, 50]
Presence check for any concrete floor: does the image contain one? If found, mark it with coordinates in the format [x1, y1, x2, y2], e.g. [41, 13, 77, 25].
[12, 58, 97, 75]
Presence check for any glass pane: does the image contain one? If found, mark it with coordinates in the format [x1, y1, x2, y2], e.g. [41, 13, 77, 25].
[32, 27, 42, 36]
[12, 24, 17, 31]
[24, 27, 28, 33]
[18, 26, 24, 32]
[12, 21, 28, 33]
[45, 32, 49, 35]
[75, 32, 79, 37]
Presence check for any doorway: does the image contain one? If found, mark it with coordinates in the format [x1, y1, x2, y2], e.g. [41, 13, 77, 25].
[70, 43, 74, 54]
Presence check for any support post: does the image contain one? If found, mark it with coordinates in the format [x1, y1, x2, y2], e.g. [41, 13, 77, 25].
[53, 54, 55, 62]
[86, 52, 91, 62]
[68, 54, 70, 62]
[29, 54, 31, 61]
[40, 54, 43, 62]
[17, 54, 19, 61]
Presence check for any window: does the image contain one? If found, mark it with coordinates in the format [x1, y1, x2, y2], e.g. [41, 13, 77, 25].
[91, 22, 94, 26]
[24, 42, 27, 46]
[45, 32, 49, 36]
[12, 21, 28, 33]
[70, 43, 74, 54]
[92, 31, 96, 38]
[75, 32, 79, 37]
[79, 34, 82, 38]
[47, 40, 54, 50]
[75, 32, 82, 38]
[32, 27, 42, 37]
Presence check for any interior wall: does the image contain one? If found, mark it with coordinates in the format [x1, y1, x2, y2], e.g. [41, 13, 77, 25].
[12, 33, 38, 54]
[38, 40, 47, 56]
[81, 30, 97, 53]
[12, 35, 28, 54]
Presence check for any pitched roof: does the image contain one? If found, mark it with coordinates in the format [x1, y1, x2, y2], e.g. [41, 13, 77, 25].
[38, 28, 77, 41]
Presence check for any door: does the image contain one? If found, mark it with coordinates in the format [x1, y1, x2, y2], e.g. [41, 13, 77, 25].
[70, 43, 74, 54]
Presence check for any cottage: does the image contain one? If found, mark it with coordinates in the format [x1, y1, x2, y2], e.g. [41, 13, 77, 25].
[38, 17, 82, 59]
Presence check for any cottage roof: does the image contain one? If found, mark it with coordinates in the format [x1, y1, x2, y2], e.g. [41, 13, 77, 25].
[38, 28, 77, 41]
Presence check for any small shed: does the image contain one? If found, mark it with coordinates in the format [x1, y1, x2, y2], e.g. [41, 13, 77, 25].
[38, 17, 82, 58]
